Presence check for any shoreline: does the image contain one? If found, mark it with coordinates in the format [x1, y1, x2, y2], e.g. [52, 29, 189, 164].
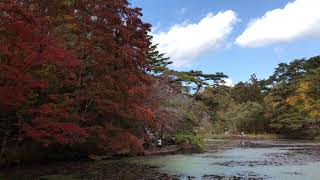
[2, 138, 320, 179]
[2, 136, 319, 168]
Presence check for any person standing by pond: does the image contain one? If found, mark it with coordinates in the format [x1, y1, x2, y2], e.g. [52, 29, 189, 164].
[157, 138, 162, 148]
[171, 135, 175, 145]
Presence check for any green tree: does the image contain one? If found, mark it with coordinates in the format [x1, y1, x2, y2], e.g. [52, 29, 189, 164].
[224, 102, 265, 134]
[231, 74, 264, 103]
[266, 56, 320, 138]
[146, 36, 172, 75]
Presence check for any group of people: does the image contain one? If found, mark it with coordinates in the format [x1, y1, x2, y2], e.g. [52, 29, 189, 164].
[143, 134, 175, 149]
[143, 127, 176, 149]
[156, 135, 175, 148]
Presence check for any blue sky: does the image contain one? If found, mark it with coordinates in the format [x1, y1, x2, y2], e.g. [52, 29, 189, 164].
[131, 0, 320, 85]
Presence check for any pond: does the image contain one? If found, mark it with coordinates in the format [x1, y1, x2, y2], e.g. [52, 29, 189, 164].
[128, 139, 320, 179]
[2, 139, 320, 179]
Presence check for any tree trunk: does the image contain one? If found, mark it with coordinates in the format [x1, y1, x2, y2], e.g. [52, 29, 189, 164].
[0, 131, 8, 161]
[187, 85, 201, 111]
[84, 99, 92, 113]
[0, 116, 10, 161]
[233, 122, 238, 135]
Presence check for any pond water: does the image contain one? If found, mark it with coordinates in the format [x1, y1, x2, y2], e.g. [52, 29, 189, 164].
[2, 139, 320, 179]
[128, 139, 320, 179]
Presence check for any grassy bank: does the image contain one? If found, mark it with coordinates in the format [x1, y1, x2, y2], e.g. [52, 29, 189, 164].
[175, 133, 205, 151]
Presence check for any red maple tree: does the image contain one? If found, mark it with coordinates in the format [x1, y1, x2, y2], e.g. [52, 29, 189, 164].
[1, 0, 159, 158]
[71, 0, 157, 152]
[0, 0, 86, 152]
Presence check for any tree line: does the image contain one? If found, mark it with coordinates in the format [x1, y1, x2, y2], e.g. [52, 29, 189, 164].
[197, 57, 320, 138]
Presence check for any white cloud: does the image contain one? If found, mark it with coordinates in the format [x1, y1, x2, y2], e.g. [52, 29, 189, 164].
[221, 78, 233, 87]
[236, 0, 320, 47]
[152, 10, 238, 67]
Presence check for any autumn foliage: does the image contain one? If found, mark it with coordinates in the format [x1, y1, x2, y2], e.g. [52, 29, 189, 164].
[0, 0, 157, 161]
[0, 0, 87, 149]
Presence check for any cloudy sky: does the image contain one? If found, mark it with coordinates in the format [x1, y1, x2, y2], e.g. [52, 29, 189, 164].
[131, 0, 320, 85]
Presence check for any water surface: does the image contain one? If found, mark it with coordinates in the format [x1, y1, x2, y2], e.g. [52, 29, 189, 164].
[129, 139, 320, 179]
[2, 139, 320, 180]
